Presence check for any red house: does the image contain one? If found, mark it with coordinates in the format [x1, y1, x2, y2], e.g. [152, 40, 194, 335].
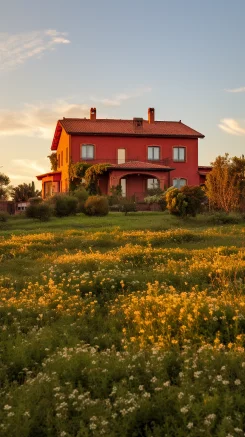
[37, 108, 205, 200]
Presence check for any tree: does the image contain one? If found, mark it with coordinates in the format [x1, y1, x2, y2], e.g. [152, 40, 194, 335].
[11, 181, 41, 202]
[0, 173, 11, 200]
[230, 155, 245, 211]
[205, 154, 240, 212]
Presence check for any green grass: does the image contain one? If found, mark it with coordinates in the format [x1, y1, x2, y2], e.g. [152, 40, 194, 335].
[1, 212, 245, 436]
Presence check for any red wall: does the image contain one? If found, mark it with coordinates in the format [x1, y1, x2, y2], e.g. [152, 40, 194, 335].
[71, 135, 200, 186]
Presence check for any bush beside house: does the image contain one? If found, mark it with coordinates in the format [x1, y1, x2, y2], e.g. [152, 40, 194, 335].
[84, 196, 109, 216]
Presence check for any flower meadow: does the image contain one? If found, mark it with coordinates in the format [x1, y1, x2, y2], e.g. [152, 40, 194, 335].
[1, 213, 245, 436]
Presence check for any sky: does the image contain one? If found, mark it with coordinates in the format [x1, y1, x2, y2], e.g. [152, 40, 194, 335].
[1, 0, 245, 188]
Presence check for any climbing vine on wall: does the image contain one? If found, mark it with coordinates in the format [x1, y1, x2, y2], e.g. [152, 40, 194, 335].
[69, 162, 92, 190]
[47, 153, 58, 171]
[84, 163, 111, 194]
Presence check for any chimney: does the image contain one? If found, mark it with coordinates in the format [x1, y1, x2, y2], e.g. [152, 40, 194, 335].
[133, 117, 143, 131]
[148, 107, 155, 124]
[90, 108, 96, 121]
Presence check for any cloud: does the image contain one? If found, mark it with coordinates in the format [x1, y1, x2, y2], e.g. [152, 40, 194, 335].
[218, 118, 245, 136]
[225, 87, 245, 93]
[11, 159, 46, 175]
[0, 87, 152, 138]
[0, 101, 90, 138]
[90, 87, 152, 106]
[0, 29, 70, 71]
[8, 158, 49, 186]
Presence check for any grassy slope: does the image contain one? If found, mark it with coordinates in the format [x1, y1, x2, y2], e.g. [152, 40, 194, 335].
[1, 212, 245, 436]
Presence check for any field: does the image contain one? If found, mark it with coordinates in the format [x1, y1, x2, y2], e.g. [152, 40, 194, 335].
[1, 212, 245, 437]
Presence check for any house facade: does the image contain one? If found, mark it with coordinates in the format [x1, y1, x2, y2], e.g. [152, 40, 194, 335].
[37, 108, 206, 200]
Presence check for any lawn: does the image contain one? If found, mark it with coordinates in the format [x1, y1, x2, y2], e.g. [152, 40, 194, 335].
[0, 212, 245, 436]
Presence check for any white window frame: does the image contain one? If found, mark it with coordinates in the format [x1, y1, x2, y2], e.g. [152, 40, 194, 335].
[81, 144, 94, 160]
[173, 147, 186, 162]
[147, 178, 160, 189]
[173, 178, 187, 188]
[148, 146, 160, 160]
[120, 178, 126, 197]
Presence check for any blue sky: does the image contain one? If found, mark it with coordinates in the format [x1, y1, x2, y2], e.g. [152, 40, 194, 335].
[1, 0, 245, 186]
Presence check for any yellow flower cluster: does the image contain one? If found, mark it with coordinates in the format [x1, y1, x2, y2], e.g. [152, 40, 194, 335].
[0, 278, 97, 316]
[110, 281, 245, 350]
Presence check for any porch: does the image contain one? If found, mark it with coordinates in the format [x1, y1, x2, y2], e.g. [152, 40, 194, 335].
[101, 161, 173, 200]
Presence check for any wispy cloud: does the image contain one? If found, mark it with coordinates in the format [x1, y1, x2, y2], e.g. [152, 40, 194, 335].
[0, 100, 90, 138]
[0, 29, 70, 71]
[8, 158, 49, 186]
[11, 159, 46, 175]
[90, 87, 152, 106]
[219, 118, 245, 136]
[225, 86, 245, 93]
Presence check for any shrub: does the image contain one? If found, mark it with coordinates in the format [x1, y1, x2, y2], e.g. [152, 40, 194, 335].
[28, 196, 43, 204]
[72, 187, 89, 212]
[26, 203, 52, 221]
[50, 194, 78, 217]
[180, 185, 206, 216]
[146, 187, 164, 196]
[84, 195, 109, 216]
[120, 198, 137, 215]
[209, 212, 241, 225]
[0, 211, 9, 222]
[144, 193, 167, 211]
[165, 185, 206, 217]
[108, 185, 123, 206]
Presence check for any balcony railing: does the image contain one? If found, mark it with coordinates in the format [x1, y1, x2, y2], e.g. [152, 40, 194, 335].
[79, 157, 173, 166]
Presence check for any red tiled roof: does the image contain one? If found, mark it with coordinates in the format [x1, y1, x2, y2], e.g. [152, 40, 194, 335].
[108, 161, 173, 171]
[51, 117, 204, 150]
[59, 118, 204, 137]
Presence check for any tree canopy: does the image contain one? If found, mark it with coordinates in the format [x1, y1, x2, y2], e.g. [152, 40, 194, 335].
[11, 182, 41, 202]
[205, 154, 245, 212]
[0, 173, 11, 200]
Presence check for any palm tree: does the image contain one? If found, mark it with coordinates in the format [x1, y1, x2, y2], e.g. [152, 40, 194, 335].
[11, 181, 41, 202]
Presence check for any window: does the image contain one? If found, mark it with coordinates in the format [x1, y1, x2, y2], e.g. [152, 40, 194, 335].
[81, 144, 94, 159]
[121, 178, 126, 197]
[118, 149, 126, 164]
[147, 178, 160, 189]
[173, 178, 187, 188]
[44, 181, 52, 198]
[173, 147, 186, 162]
[58, 154, 60, 168]
[66, 147, 68, 163]
[148, 146, 160, 160]
[61, 151, 63, 166]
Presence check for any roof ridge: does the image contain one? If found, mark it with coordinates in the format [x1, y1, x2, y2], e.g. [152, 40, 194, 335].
[59, 118, 183, 123]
